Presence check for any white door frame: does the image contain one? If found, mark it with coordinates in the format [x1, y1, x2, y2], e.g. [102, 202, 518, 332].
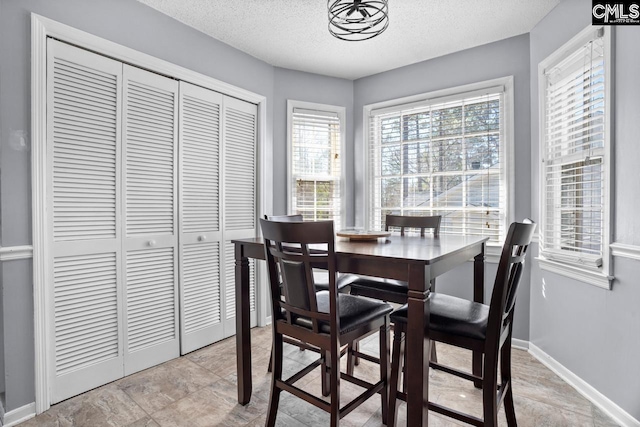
[31, 13, 272, 414]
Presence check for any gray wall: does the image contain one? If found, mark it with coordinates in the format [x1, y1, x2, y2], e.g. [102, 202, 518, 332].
[352, 34, 533, 341]
[272, 68, 355, 222]
[0, 0, 277, 412]
[529, 0, 640, 420]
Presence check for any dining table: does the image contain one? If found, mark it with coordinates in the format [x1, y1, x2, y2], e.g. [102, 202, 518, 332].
[233, 233, 488, 427]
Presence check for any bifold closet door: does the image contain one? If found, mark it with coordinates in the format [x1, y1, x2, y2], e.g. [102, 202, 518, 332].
[178, 82, 224, 353]
[46, 38, 259, 403]
[122, 65, 180, 375]
[47, 39, 124, 403]
[221, 97, 258, 337]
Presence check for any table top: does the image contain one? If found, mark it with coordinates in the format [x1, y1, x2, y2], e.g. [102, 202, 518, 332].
[233, 234, 488, 265]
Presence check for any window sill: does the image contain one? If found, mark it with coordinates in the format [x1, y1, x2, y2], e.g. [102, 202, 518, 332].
[536, 256, 613, 290]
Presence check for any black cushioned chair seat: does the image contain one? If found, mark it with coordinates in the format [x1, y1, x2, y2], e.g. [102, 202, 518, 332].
[390, 293, 489, 340]
[313, 272, 360, 292]
[345, 275, 408, 293]
[295, 291, 393, 335]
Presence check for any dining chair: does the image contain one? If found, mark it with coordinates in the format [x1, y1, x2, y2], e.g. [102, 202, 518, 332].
[264, 214, 356, 373]
[260, 219, 393, 427]
[346, 214, 441, 373]
[387, 219, 536, 427]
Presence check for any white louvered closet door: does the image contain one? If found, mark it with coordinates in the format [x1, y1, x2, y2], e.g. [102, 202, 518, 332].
[46, 39, 124, 403]
[178, 82, 224, 353]
[122, 65, 180, 375]
[221, 96, 258, 337]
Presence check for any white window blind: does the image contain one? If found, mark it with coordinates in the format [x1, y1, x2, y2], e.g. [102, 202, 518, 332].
[290, 106, 343, 229]
[541, 29, 608, 268]
[367, 88, 507, 243]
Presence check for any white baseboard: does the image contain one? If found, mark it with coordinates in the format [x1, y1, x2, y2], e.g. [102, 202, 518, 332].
[511, 338, 529, 350]
[2, 402, 36, 427]
[529, 343, 640, 427]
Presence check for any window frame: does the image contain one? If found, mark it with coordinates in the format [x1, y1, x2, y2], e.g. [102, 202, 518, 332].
[363, 77, 515, 261]
[537, 25, 613, 289]
[286, 100, 346, 229]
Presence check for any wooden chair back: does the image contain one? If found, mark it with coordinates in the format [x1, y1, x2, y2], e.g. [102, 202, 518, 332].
[385, 214, 441, 237]
[488, 219, 536, 344]
[260, 219, 338, 336]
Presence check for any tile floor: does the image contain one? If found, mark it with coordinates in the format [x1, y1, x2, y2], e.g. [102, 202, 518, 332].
[19, 326, 619, 427]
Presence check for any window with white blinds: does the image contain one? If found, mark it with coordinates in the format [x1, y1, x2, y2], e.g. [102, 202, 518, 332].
[540, 26, 611, 272]
[288, 101, 345, 229]
[366, 81, 512, 244]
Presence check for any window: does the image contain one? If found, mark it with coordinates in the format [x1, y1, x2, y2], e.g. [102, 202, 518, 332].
[539, 26, 612, 287]
[365, 78, 513, 246]
[288, 100, 345, 229]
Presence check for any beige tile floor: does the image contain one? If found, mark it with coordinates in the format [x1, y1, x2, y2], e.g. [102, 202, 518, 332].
[19, 326, 619, 427]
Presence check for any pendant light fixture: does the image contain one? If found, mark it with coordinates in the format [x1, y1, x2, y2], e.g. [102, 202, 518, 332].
[328, 0, 389, 41]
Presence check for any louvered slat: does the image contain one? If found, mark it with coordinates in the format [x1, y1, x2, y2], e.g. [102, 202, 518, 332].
[125, 80, 176, 236]
[52, 57, 118, 241]
[182, 242, 221, 333]
[182, 94, 220, 232]
[54, 253, 119, 375]
[224, 107, 256, 230]
[126, 248, 176, 352]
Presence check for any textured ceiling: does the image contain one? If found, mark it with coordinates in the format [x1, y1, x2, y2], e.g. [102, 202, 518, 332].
[136, 0, 559, 80]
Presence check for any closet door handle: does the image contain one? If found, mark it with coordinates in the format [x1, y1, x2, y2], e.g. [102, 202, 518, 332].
[147, 240, 156, 247]
[198, 235, 207, 242]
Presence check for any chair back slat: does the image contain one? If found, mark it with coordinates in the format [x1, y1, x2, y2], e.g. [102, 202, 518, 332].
[502, 250, 527, 314]
[385, 214, 441, 237]
[280, 259, 315, 312]
[489, 219, 536, 337]
[260, 219, 338, 335]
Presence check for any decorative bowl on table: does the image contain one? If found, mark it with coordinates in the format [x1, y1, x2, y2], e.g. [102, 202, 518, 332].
[336, 229, 391, 241]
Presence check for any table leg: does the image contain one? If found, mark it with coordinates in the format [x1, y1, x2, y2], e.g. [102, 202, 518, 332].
[235, 243, 252, 405]
[405, 264, 429, 426]
[472, 244, 485, 388]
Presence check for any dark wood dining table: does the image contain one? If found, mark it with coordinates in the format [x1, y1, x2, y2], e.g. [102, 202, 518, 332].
[233, 233, 488, 427]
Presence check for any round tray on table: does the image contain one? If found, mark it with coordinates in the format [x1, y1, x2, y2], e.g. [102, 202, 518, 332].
[336, 230, 391, 241]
